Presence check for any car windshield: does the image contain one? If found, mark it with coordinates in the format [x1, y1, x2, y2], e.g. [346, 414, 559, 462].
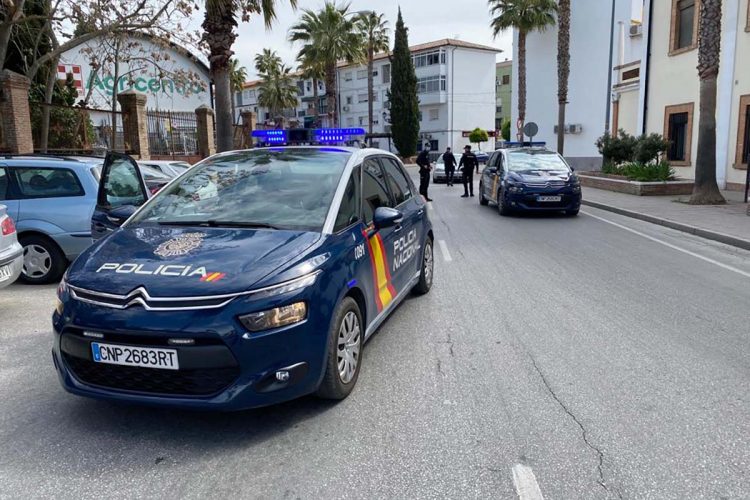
[507, 151, 570, 172]
[128, 148, 351, 232]
[169, 162, 191, 172]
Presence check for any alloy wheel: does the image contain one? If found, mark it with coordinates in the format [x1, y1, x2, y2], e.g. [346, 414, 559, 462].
[423, 241, 434, 288]
[23, 244, 52, 279]
[337, 311, 361, 384]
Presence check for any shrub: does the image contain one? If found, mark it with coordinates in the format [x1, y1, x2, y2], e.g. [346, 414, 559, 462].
[634, 133, 670, 164]
[595, 130, 637, 165]
[617, 161, 675, 182]
[501, 119, 511, 141]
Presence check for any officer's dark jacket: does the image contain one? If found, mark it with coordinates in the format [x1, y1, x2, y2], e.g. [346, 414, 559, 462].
[459, 152, 478, 172]
[443, 152, 457, 169]
[416, 151, 431, 175]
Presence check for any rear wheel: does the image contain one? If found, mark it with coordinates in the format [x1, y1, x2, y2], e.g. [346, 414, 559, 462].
[479, 183, 489, 205]
[413, 238, 433, 295]
[19, 234, 67, 284]
[497, 189, 511, 216]
[317, 297, 363, 400]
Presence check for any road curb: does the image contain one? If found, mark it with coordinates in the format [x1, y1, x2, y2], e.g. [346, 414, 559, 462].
[581, 199, 750, 251]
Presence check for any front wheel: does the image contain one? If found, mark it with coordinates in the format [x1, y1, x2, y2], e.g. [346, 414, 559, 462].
[479, 183, 489, 206]
[412, 239, 433, 295]
[317, 297, 363, 400]
[498, 190, 511, 216]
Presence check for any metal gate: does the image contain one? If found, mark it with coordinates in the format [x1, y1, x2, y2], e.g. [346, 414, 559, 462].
[146, 110, 198, 157]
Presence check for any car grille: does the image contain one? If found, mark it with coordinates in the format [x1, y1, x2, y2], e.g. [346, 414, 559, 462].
[524, 180, 567, 188]
[69, 285, 244, 311]
[63, 353, 240, 396]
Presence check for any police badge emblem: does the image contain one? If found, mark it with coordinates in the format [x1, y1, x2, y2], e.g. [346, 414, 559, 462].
[154, 232, 205, 258]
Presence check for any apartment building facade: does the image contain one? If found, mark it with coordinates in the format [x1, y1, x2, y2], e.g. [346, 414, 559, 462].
[496, 60, 513, 130]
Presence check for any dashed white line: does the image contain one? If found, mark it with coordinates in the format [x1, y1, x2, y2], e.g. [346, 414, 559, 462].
[583, 211, 750, 279]
[437, 239, 452, 262]
[512, 464, 544, 500]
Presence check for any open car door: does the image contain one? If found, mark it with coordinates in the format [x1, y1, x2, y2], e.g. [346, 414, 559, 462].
[91, 152, 148, 241]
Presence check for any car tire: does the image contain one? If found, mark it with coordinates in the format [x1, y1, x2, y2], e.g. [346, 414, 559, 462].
[498, 189, 511, 216]
[565, 208, 580, 216]
[317, 297, 363, 400]
[19, 234, 67, 284]
[413, 238, 434, 295]
[479, 183, 489, 206]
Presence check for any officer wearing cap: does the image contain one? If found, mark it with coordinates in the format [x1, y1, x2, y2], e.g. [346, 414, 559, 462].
[416, 144, 433, 202]
[458, 145, 478, 198]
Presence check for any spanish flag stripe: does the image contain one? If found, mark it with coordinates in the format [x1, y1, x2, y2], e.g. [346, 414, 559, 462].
[376, 234, 398, 298]
[369, 235, 394, 308]
[363, 233, 383, 312]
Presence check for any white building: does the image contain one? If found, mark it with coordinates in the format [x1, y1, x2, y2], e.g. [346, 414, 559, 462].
[511, 0, 644, 170]
[338, 39, 500, 153]
[235, 38, 501, 154]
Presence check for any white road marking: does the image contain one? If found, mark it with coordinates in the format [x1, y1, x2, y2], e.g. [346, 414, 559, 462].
[583, 211, 750, 279]
[512, 464, 544, 500]
[438, 240, 452, 262]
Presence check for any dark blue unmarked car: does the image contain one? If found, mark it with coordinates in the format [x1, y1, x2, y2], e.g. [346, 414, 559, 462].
[52, 148, 434, 410]
[479, 147, 582, 216]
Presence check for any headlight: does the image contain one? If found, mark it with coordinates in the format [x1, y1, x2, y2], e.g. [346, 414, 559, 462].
[57, 275, 68, 299]
[248, 271, 320, 300]
[507, 183, 524, 193]
[239, 302, 307, 332]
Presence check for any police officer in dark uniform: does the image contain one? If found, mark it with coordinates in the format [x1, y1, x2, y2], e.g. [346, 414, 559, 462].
[458, 145, 478, 197]
[416, 145, 433, 202]
[443, 147, 457, 186]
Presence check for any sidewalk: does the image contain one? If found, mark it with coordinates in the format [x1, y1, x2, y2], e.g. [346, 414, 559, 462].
[582, 187, 750, 250]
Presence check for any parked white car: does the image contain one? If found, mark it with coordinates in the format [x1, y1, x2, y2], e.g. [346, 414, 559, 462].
[137, 160, 192, 178]
[0, 205, 24, 289]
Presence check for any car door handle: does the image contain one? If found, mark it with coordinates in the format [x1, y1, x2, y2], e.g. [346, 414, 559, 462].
[417, 209, 424, 216]
[394, 224, 403, 233]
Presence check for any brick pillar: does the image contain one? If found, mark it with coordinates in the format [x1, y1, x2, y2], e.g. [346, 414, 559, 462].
[0, 70, 33, 154]
[117, 90, 149, 160]
[196, 105, 216, 158]
[240, 110, 256, 149]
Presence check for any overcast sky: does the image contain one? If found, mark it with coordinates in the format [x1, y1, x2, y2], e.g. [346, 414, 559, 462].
[230, 1, 513, 80]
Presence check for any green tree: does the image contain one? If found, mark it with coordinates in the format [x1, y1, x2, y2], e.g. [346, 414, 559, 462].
[356, 11, 389, 137]
[556, 0, 570, 155]
[489, 0, 557, 141]
[690, 0, 725, 204]
[388, 8, 419, 158]
[258, 64, 298, 126]
[254, 48, 282, 77]
[230, 58, 248, 124]
[289, 1, 364, 127]
[203, 0, 297, 153]
[469, 128, 489, 150]
[501, 118, 511, 141]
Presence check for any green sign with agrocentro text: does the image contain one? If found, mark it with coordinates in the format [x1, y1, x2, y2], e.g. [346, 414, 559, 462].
[88, 73, 206, 98]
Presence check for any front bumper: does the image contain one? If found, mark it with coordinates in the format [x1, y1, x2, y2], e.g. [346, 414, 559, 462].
[51, 285, 333, 411]
[0, 245, 23, 288]
[505, 188, 581, 212]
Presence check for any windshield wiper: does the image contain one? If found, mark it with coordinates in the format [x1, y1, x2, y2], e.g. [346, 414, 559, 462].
[156, 220, 280, 229]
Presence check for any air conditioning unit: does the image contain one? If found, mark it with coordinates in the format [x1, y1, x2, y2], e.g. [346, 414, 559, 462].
[384, 125, 392, 133]
[553, 124, 584, 134]
[343, 105, 351, 112]
[629, 24, 643, 37]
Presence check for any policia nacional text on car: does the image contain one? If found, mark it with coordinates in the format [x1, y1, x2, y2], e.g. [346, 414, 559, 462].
[52, 147, 435, 410]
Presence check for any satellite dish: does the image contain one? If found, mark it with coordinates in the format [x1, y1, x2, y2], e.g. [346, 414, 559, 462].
[523, 122, 539, 139]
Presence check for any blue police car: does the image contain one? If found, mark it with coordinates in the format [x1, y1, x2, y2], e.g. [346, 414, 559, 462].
[52, 147, 434, 409]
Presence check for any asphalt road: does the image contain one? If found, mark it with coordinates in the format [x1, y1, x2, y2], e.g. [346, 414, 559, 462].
[1, 177, 749, 499]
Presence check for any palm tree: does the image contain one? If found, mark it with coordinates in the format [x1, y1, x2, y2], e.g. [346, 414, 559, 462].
[298, 53, 326, 127]
[254, 48, 282, 77]
[289, 1, 364, 127]
[356, 11, 390, 137]
[556, 0, 570, 155]
[258, 64, 299, 126]
[230, 58, 248, 124]
[202, 0, 297, 153]
[489, 0, 557, 141]
[689, 0, 725, 205]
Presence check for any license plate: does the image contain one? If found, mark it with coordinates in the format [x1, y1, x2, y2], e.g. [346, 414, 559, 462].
[0, 265, 12, 282]
[91, 342, 179, 370]
[537, 196, 562, 202]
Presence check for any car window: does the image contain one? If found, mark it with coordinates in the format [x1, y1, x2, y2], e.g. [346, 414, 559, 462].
[170, 162, 191, 171]
[362, 158, 393, 224]
[103, 157, 146, 208]
[0, 168, 7, 200]
[334, 166, 361, 232]
[129, 149, 350, 232]
[14, 167, 84, 198]
[380, 157, 413, 206]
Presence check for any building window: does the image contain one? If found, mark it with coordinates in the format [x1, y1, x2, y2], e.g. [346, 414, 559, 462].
[735, 95, 750, 167]
[670, 0, 699, 55]
[358, 93, 368, 103]
[297, 80, 305, 96]
[416, 75, 446, 94]
[502, 74, 510, 85]
[344, 71, 352, 81]
[306, 81, 312, 92]
[346, 95, 353, 105]
[664, 103, 694, 165]
[357, 69, 368, 80]
[382, 64, 391, 84]
[358, 116, 366, 126]
[622, 68, 640, 80]
[412, 49, 445, 68]
[496, 106, 503, 114]
[429, 108, 439, 121]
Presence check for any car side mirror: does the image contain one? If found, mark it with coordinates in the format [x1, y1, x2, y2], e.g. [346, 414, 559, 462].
[488, 167, 497, 174]
[106, 204, 138, 227]
[373, 207, 403, 230]
[570, 166, 575, 172]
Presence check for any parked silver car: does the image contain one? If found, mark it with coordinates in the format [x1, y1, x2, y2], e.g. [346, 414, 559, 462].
[0, 205, 23, 289]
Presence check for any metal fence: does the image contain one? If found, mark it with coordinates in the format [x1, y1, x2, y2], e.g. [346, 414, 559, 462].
[147, 110, 198, 157]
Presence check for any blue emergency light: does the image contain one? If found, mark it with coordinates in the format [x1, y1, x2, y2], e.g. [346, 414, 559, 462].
[313, 128, 366, 144]
[251, 130, 288, 144]
[501, 141, 546, 148]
